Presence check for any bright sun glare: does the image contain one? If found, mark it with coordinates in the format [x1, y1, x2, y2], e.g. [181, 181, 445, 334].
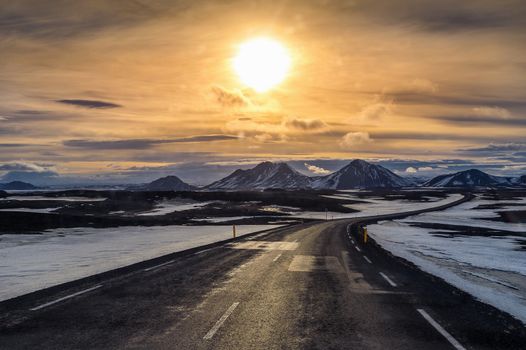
[233, 37, 291, 93]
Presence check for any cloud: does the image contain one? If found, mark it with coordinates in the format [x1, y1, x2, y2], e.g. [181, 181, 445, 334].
[56, 99, 122, 109]
[431, 115, 526, 127]
[355, 101, 392, 121]
[225, 116, 328, 141]
[339, 132, 373, 148]
[458, 143, 526, 157]
[405, 166, 417, 173]
[0, 161, 52, 172]
[304, 163, 331, 175]
[283, 117, 327, 131]
[63, 135, 238, 150]
[211, 86, 251, 107]
[473, 106, 511, 119]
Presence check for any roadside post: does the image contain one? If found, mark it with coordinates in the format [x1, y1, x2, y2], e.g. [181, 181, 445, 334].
[363, 226, 368, 243]
[233, 224, 236, 238]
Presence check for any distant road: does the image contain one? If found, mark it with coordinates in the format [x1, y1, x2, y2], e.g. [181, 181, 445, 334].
[1, 193, 525, 349]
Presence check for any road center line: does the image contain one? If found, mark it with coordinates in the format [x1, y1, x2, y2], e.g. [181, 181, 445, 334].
[203, 302, 240, 340]
[363, 256, 372, 264]
[379, 272, 397, 287]
[143, 259, 175, 272]
[273, 253, 283, 262]
[354, 245, 361, 252]
[30, 285, 102, 311]
[417, 309, 467, 350]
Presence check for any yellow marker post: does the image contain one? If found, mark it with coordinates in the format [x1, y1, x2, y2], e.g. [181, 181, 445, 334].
[233, 224, 236, 238]
[363, 226, 368, 244]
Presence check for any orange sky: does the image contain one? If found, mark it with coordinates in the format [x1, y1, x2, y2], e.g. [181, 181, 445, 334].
[1, 0, 525, 185]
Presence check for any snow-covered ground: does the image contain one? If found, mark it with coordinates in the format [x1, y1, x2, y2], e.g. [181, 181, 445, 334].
[368, 195, 526, 324]
[0, 224, 281, 301]
[401, 196, 526, 233]
[192, 216, 253, 223]
[0, 207, 60, 213]
[290, 193, 463, 220]
[137, 200, 213, 216]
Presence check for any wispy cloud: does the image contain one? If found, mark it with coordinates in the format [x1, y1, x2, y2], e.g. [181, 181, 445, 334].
[63, 135, 239, 150]
[56, 99, 122, 109]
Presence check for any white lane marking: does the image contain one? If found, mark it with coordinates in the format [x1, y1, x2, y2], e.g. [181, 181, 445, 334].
[203, 302, 240, 340]
[417, 309, 467, 350]
[379, 272, 397, 287]
[30, 285, 102, 311]
[273, 253, 283, 262]
[143, 260, 175, 271]
[363, 256, 372, 264]
[354, 245, 361, 252]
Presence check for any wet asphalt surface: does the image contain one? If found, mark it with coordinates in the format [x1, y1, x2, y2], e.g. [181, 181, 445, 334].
[1, 195, 525, 350]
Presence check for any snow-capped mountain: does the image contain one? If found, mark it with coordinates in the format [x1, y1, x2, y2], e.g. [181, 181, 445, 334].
[312, 159, 413, 189]
[206, 162, 311, 190]
[424, 169, 513, 188]
[136, 176, 197, 191]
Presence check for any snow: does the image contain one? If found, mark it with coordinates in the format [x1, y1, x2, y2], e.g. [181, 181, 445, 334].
[137, 200, 213, 216]
[0, 207, 60, 214]
[0, 224, 282, 301]
[290, 193, 463, 220]
[0, 196, 106, 202]
[401, 196, 526, 233]
[192, 216, 253, 223]
[368, 202, 526, 324]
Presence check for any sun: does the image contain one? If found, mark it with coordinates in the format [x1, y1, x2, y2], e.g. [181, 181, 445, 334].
[233, 37, 291, 93]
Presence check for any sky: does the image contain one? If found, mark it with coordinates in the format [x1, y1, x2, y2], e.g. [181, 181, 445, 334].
[1, 0, 526, 186]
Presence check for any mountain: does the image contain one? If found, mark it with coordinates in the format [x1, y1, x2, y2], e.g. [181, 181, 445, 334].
[519, 175, 526, 185]
[0, 190, 7, 198]
[0, 181, 38, 190]
[206, 162, 312, 190]
[312, 159, 412, 189]
[424, 169, 512, 188]
[136, 176, 197, 191]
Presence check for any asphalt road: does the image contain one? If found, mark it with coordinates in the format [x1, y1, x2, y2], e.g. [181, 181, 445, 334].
[1, 197, 525, 349]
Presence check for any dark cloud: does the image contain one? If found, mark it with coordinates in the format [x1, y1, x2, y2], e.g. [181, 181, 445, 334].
[431, 115, 526, 127]
[63, 135, 238, 150]
[0, 143, 37, 147]
[351, 0, 526, 32]
[460, 143, 526, 153]
[371, 131, 493, 142]
[56, 99, 122, 109]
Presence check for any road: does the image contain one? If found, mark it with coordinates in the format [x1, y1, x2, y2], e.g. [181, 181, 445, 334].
[1, 196, 525, 349]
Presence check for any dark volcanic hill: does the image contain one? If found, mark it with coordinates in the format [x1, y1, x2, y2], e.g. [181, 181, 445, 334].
[424, 169, 512, 188]
[137, 176, 197, 191]
[312, 159, 412, 189]
[0, 181, 38, 190]
[206, 162, 311, 190]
